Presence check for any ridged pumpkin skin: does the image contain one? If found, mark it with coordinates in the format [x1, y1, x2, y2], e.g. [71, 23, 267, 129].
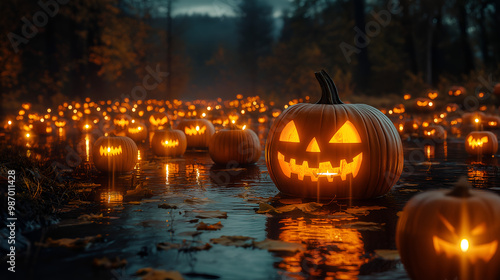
[92, 136, 138, 172]
[126, 122, 148, 143]
[176, 119, 215, 149]
[265, 70, 403, 199]
[209, 129, 261, 165]
[396, 180, 500, 280]
[151, 129, 187, 157]
[465, 131, 498, 156]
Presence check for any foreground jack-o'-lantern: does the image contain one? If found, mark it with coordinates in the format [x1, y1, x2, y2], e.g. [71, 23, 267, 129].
[494, 83, 500, 96]
[126, 122, 148, 143]
[151, 129, 187, 157]
[209, 128, 261, 165]
[176, 119, 215, 149]
[92, 136, 138, 172]
[396, 178, 500, 280]
[465, 131, 498, 156]
[265, 70, 403, 199]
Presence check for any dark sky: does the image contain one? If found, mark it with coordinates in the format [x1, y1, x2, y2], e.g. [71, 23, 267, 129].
[156, 0, 292, 18]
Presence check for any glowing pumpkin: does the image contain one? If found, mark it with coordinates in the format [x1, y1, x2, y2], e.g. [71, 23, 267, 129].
[483, 116, 500, 129]
[265, 70, 403, 199]
[92, 136, 138, 172]
[149, 112, 169, 129]
[422, 125, 447, 141]
[126, 122, 148, 143]
[448, 85, 466, 96]
[176, 119, 215, 149]
[396, 178, 500, 280]
[414, 98, 434, 111]
[151, 129, 187, 157]
[209, 128, 261, 165]
[465, 131, 498, 156]
[113, 114, 132, 130]
[494, 83, 500, 96]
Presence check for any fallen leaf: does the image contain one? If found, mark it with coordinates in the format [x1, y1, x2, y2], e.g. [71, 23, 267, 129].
[158, 203, 178, 209]
[78, 213, 105, 221]
[256, 203, 278, 214]
[210, 236, 255, 247]
[341, 222, 385, 231]
[184, 197, 213, 205]
[135, 268, 184, 280]
[256, 202, 323, 214]
[196, 221, 223, 231]
[157, 242, 181, 251]
[124, 184, 153, 201]
[253, 239, 306, 253]
[36, 234, 103, 250]
[344, 206, 387, 216]
[374, 249, 400, 260]
[326, 211, 357, 221]
[92, 257, 127, 269]
[192, 210, 228, 219]
[180, 242, 212, 252]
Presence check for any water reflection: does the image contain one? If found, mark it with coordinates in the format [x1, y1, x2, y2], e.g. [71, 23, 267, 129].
[269, 217, 366, 279]
[209, 164, 260, 187]
[99, 190, 124, 205]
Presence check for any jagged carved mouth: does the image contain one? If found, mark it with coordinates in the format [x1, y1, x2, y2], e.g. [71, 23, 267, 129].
[277, 151, 363, 182]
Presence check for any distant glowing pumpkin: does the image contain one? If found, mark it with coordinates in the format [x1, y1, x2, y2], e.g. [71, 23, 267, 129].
[265, 70, 403, 199]
[176, 119, 215, 149]
[151, 129, 187, 157]
[126, 122, 148, 143]
[209, 128, 261, 165]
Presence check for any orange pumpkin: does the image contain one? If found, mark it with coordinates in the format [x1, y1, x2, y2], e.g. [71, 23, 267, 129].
[149, 112, 169, 129]
[113, 114, 132, 130]
[176, 119, 215, 149]
[465, 131, 498, 156]
[151, 129, 187, 157]
[92, 136, 138, 172]
[422, 125, 447, 141]
[265, 70, 403, 199]
[396, 178, 500, 280]
[209, 128, 261, 165]
[126, 122, 148, 143]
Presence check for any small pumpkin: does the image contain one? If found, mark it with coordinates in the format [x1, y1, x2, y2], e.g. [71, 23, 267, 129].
[465, 131, 498, 156]
[448, 85, 466, 96]
[126, 122, 148, 143]
[151, 129, 187, 157]
[422, 125, 447, 141]
[92, 136, 138, 172]
[209, 127, 261, 165]
[113, 114, 132, 130]
[176, 119, 215, 149]
[265, 70, 403, 199]
[396, 178, 500, 280]
[149, 112, 170, 129]
[494, 83, 500, 96]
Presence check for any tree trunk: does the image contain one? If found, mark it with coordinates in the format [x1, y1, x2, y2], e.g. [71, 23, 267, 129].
[353, 0, 370, 90]
[457, 2, 474, 74]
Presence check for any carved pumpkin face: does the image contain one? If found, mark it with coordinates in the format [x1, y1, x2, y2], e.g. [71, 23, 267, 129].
[422, 125, 446, 141]
[276, 120, 363, 182]
[397, 179, 500, 280]
[126, 122, 148, 143]
[428, 92, 438, 99]
[448, 86, 466, 96]
[266, 71, 403, 199]
[465, 131, 498, 155]
[176, 119, 215, 149]
[113, 114, 132, 130]
[149, 112, 169, 128]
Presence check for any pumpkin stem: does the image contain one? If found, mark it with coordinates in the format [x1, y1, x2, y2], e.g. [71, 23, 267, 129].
[447, 176, 472, 198]
[315, 70, 343, 105]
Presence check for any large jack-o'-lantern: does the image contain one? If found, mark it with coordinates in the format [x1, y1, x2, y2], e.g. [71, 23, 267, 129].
[396, 178, 500, 280]
[92, 136, 138, 172]
[465, 131, 498, 156]
[265, 70, 403, 199]
[176, 119, 215, 149]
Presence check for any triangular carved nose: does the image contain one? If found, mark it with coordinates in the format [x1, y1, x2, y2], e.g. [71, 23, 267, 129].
[306, 137, 321, 152]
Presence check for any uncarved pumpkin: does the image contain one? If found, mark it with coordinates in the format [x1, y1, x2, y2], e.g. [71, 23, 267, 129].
[209, 128, 261, 165]
[465, 131, 498, 156]
[396, 178, 500, 280]
[265, 70, 404, 199]
[92, 136, 138, 172]
[151, 129, 187, 157]
[176, 119, 215, 149]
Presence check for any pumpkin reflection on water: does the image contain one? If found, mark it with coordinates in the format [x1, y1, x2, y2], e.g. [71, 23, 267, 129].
[275, 217, 366, 279]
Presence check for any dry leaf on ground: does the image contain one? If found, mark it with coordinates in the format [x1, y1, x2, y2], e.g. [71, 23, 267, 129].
[196, 221, 223, 231]
[210, 235, 255, 247]
[253, 239, 306, 253]
[92, 257, 127, 269]
[344, 206, 387, 216]
[192, 210, 228, 219]
[157, 242, 182, 251]
[135, 268, 184, 280]
[36, 234, 103, 250]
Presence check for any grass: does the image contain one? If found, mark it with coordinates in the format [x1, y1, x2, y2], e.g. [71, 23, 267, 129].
[0, 147, 83, 229]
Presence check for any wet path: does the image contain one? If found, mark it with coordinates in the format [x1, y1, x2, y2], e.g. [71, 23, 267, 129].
[12, 140, 500, 280]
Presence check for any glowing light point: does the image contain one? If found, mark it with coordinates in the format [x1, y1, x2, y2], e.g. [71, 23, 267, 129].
[460, 239, 469, 252]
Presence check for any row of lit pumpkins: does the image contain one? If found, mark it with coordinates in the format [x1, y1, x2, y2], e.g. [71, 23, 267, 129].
[92, 118, 262, 173]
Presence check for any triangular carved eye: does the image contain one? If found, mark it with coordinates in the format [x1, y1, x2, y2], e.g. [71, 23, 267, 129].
[280, 121, 300, 142]
[329, 121, 361, 143]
